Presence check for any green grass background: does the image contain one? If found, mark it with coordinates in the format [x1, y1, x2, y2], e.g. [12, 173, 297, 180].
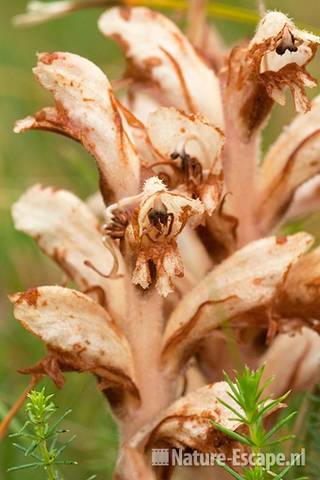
[1, 1, 320, 478]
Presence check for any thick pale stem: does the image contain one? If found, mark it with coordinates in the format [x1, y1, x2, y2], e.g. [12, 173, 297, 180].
[122, 286, 174, 438]
[222, 121, 261, 247]
[115, 280, 176, 479]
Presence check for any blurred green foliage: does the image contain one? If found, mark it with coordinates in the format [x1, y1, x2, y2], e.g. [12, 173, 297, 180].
[1, 1, 320, 479]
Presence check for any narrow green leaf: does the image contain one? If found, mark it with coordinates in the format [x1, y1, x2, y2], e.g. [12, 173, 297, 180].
[265, 434, 296, 447]
[263, 412, 297, 441]
[217, 397, 247, 423]
[210, 421, 254, 446]
[7, 462, 42, 472]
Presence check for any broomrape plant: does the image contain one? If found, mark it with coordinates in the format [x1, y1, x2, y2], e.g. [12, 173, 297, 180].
[3, 0, 320, 478]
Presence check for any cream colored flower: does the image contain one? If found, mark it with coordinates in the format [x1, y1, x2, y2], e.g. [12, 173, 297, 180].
[106, 177, 204, 296]
[161, 233, 313, 372]
[10, 286, 140, 415]
[14, 51, 140, 202]
[227, 11, 320, 140]
[257, 94, 320, 233]
[145, 107, 225, 215]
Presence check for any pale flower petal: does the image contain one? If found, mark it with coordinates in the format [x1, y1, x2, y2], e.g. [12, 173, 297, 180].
[98, 7, 224, 128]
[147, 382, 243, 451]
[284, 175, 320, 221]
[15, 52, 140, 201]
[162, 233, 313, 371]
[123, 89, 161, 125]
[10, 286, 139, 400]
[106, 177, 204, 296]
[145, 107, 225, 215]
[276, 246, 320, 323]
[125, 381, 244, 457]
[177, 227, 213, 282]
[227, 11, 319, 139]
[261, 327, 320, 397]
[257, 95, 320, 232]
[146, 107, 224, 172]
[12, 185, 126, 322]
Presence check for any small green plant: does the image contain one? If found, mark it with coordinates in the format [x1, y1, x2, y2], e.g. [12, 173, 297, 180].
[8, 388, 96, 480]
[212, 366, 307, 480]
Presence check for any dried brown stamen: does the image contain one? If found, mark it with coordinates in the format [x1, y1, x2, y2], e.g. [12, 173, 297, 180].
[170, 134, 206, 186]
[104, 208, 129, 239]
[171, 149, 203, 185]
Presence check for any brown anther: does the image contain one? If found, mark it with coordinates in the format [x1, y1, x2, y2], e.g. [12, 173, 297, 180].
[104, 209, 129, 239]
[171, 149, 203, 185]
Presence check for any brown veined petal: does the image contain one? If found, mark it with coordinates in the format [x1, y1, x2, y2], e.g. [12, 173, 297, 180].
[10, 286, 139, 402]
[257, 96, 320, 233]
[146, 107, 224, 173]
[226, 11, 319, 141]
[14, 51, 140, 202]
[161, 233, 313, 372]
[12, 185, 126, 322]
[283, 175, 320, 222]
[275, 246, 320, 323]
[145, 107, 225, 216]
[146, 382, 243, 451]
[119, 381, 246, 479]
[260, 327, 320, 397]
[117, 380, 279, 479]
[98, 7, 224, 129]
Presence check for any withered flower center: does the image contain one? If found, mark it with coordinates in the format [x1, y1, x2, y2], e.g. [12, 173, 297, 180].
[148, 206, 173, 232]
[276, 26, 298, 55]
[171, 149, 203, 184]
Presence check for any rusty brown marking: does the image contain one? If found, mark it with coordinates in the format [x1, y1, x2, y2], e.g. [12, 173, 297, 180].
[111, 33, 130, 53]
[162, 295, 239, 368]
[160, 47, 196, 114]
[83, 285, 107, 308]
[17, 288, 40, 307]
[171, 31, 187, 52]
[276, 236, 288, 245]
[109, 90, 129, 169]
[40, 52, 60, 65]
[119, 6, 131, 21]
[146, 413, 242, 453]
[144, 56, 162, 68]
[260, 129, 320, 221]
